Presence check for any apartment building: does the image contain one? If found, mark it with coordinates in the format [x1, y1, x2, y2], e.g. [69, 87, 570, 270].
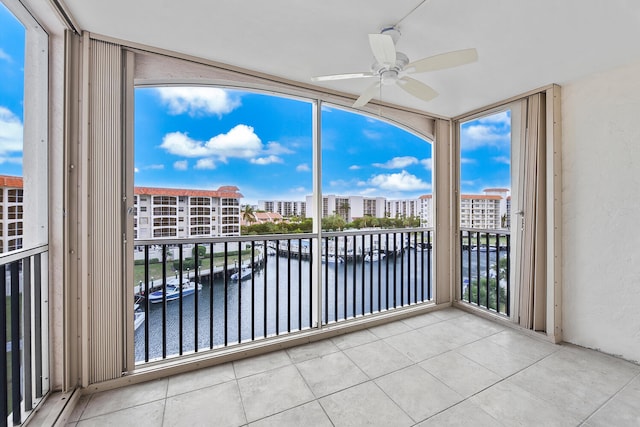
[134, 185, 243, 239]
[305, 194, 385, 222]
[258, 200, 306, 218]
[0, 175, 24, 253]
[460, 194, 503, 229]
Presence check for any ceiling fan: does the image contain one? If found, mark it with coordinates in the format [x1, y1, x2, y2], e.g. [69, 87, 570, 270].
[311, 26, 478, 108]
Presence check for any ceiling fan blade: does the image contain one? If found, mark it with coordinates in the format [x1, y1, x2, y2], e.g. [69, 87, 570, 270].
[407, 48, 478, 73]
[311, 72, 376, 82]
[353, 81, 381, 108]
[397, 77, 438, 102]
[369, 33, 396, 67]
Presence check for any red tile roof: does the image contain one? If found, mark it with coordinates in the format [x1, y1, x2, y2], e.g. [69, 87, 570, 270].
[419, 194, 433, 199]
[0, 175, 23, 188]
[135, 186, 243, 199]
[461, 194, 502, 200]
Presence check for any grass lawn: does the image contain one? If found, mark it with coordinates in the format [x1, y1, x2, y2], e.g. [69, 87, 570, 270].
[133, 249, 254, 288]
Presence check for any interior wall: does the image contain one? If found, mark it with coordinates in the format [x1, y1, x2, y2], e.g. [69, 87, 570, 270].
[562, 59, 640, 363]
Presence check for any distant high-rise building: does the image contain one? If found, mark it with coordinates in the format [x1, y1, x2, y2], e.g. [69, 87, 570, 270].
[134, 185, 243, 239]
[0, 175, 24, 253]
[258, 200, 306, 218]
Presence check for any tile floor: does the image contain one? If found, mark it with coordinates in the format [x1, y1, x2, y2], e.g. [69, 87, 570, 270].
[66, 308, 640, 426]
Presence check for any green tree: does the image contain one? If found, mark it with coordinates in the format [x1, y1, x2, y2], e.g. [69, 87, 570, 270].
[322, 214, 346, 231]
[242, 205, 255, 225]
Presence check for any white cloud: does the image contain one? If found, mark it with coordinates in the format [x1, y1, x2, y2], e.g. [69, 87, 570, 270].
[134, 167, 140, 173]
[265, 141, 293, 155]
[0, 107, 23, 164]
[250, 155, 283, 165]
[329, 179, 349, 187]
[296, 163, 310, 172]
[349, 165, 361, 170]
[0, 49, 12, 63]
[146, 164, 164, 170]
[173, 160, 188, 170]
[363, 129, 383, 140]
[493, 156, 510, 165]
[290, 186, 306, 194]
[477, 111, 510, 126]
[373, 156, 419, 169]
[156, 86, 240, 117]
[195, 158, 216, 170]
[461, 124, 510, 150]
[460, 158, 476, 164]
[420, 158, 432, 170]
[359, 188, 378, 195]
[160, 124, 262, 160]
[370, 170, 431, 192]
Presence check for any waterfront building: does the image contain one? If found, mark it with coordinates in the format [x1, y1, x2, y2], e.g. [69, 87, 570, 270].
[258, 200, 306, 218]
[0, 175, 24, 253]
[305, 194, 385, 222]
[134, 185, 243, 239]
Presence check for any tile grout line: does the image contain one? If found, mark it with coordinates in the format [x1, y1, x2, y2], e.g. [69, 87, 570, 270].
[578, 368, 640, 425]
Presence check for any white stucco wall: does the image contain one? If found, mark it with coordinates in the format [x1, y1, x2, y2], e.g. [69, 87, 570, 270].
[562, 60, 640, 363]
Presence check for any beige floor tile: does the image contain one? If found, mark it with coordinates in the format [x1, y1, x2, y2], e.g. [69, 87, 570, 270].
[583, 373, 640, 426]
[248, 401, 332, 427]
[446, 313, 506, 338]
[163, 380, 245, 427]
[417, 320, 482, 350]
[344, 339, 412, 378]
[296, 351, 368, 397]
[456, 338, 537, 377]
[471, 380, 582, 426]
[233, 349, 291, 378]
[401, 311, 443, 329]
[416, 400, 504, 427]
[77, 400, 164, 427]
[167, 362, 235, 396]
[286, 338, 339, 363]
[368, 319, 412, 338]
[419, 350, 502, 397]
[375, 365, 464, 422]
[80, 379, 168, 420]
[320, 381, 413, 427]
[238, 364, 314, 422]
[330, 328, 378, 350]
[486, 328, 560, 360]
[384, 329, 449, 362]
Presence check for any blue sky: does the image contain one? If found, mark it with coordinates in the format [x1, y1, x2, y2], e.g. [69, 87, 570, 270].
[1, 4, 510, 201]
[0, 3, 25, 177]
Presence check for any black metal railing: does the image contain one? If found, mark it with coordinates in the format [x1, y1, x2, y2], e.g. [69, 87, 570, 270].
[133, 228, 433, 364]
[321, 229, 433, 324]
[0, 245, 49, 426]
[460, 228, 510, 315]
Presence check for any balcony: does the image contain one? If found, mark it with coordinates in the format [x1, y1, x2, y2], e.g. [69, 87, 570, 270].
[62, 308, 640, 426]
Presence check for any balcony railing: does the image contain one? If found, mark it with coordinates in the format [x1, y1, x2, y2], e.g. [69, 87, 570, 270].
[460, 228, 510, 316]
[1, 245, 49, 426]
[133, 228, 433, 364]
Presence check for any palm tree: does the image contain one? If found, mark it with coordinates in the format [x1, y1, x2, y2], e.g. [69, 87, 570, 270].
[242, 205, 255, 225]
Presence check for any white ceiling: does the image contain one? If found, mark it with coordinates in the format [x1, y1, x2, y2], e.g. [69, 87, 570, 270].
[62, 0, 640, 117]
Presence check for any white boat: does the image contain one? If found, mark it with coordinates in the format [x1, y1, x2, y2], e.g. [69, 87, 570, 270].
[148, 278, 202, 304]
[134, 310, 145, 331]
[267, 248, 277, 256]
[364, 251, 386, 262]
[231, 267, 252, 281]
[322, 254, 344, 264]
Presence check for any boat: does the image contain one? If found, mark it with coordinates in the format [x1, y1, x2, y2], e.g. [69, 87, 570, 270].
[364, 250, 385, 262]
[148, 278, 202, 304]
[322, 254, 344, 264]
[231, 267, 252, 281]
[134, 310, 145, 331]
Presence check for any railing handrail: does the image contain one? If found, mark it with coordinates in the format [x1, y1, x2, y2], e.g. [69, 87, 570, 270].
[0, 243, 49, 266]
[134, 227, 435, 246]
[460, 227, 510, 235]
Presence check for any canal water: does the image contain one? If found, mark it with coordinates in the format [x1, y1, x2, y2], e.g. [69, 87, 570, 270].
[134, 249, 434, 362]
